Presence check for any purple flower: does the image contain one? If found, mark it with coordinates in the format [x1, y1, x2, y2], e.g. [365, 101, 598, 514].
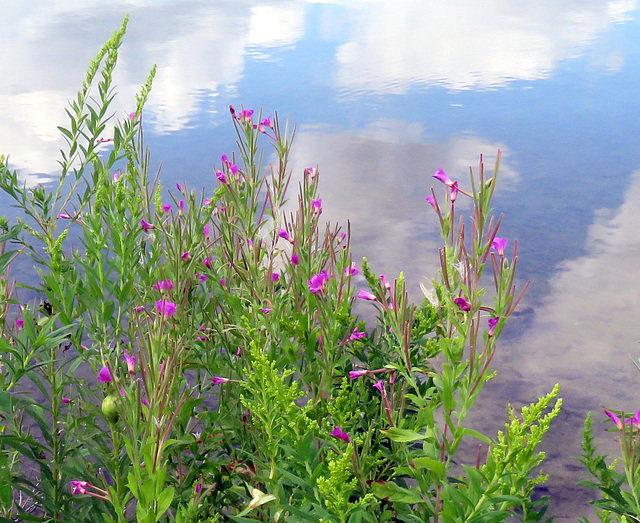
[134, 306, 145, 312]
[308, 270, 330, 294]
[380, 274, 391, 291]
[373, 379, 384, 392]
[203, 225, 210, 240]
[203, 258, 212, 269]
[626, 410, 640, 428]
[291, 254, 300, 265]
[433, 168, 454, 187]
[153, 279, 173, 291]
[357, 289, 378, 302]
[492, 237, 508, 257]
[181, 251, 192, 262]
[271, 272, 280, 282]
[488, 317, 499, 338]
[311, 198, 322, 215]
[156, 299, 177, 317]
[425, 195, 436, 208]
[279, 228, 294, 243]
[454, 297, 471, 311]
[344, 263, 359, 276]
[605, 410, 623, 430]
[162, 204, 171, 213]
[176, 183, 183, 193]
[71, 480, 88, 495]
[15, 317, 23, 329]
[98, 366, 112, 383]
[140, 219, 155, 232]
[349, 369, 369, 379]
[212, 376, 231, 385]
[261, 308, 272, 314]
[195, 483, 202, 494]
[347, 328, 366, 342]
[216, 171, 228, 185]
[450, 181, 459, 202]
[179, 200, 185, 212]
[330, 426, 350, 443]
[124, 352, 136, 374]
[62, 397, 71, 404]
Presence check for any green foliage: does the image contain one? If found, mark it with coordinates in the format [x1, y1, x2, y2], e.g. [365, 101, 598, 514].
[0, 17, 563, 523]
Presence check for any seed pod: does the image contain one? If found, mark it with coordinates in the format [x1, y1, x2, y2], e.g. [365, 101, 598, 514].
[101, 395, 119, 423]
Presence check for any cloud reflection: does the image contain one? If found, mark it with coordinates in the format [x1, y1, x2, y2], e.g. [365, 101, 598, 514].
[333, 0, 637, 92]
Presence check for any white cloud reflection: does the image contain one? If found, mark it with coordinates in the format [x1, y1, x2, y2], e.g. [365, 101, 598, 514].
[333, 0, 637, 92]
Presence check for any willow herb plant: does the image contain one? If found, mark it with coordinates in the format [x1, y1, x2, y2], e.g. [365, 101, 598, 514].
[0, 18, 561, 523]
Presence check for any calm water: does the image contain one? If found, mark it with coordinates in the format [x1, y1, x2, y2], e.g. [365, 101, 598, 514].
[3, 1, 640, 519]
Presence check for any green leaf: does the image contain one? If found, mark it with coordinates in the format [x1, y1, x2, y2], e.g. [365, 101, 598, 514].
[370, 481, 423, 504]
[380, 427, 429, 442]
[412, 457, 446, 480]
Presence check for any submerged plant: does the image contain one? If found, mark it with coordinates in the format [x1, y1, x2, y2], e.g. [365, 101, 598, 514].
[0, 17, 562, 523]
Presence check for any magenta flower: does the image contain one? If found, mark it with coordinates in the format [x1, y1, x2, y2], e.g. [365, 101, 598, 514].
[626, 410, 640, 428]
[425, 195, 436, 208]
[454, 297, 471, 311]
[179, 200, 185, 212]
[311, 198, 322, 215]
[488, 317, 499, 338]
[291, 254, 300, 265]
[140, 219, 155, 232]
[373, 379, 384, 392]
[305, 167, 318, 178]
[349, 369, 369, 379]
[195, 483, 202, 494]
[181, 251, 192, 261]
[71, 480, 88, 495]
[162, 204, 171, 213]
[261, 308, 272, 314]
[357, 289, 378, 302]
[492, 237, 508, 257]
[216, 171, 228, 185]
[62, 397, 71, 404]
[15, 317, 23, 329]
[433, 168, 454, 187]
[279, 228, 294, 243]
[203, 258, 212, 269]
[153, 279, 174, 291]
[220, 278, 226, 286]
[308, 270, 330, 294]
[347, 328, 366, 342]
[176, 183, 183, 193]
[380, 274, 391, 291]
[605, 410, 624, 430]
[450, 181, 459, 202]
[98, 366, 112, 383]
[134, 306, 145, 312]
[271, 272, 280, 282]
[212, 376, 231, 385]
[330, 426, 350, 443]
[155, 299, 177, 317]
[344, 263, 359, 276]
[203, 225, 210, 240]
[123, 352, 136, 374]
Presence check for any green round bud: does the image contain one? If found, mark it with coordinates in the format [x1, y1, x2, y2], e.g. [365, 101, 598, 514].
[101, 395, 119, 423]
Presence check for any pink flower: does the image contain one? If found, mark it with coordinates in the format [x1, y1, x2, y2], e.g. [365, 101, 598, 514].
[134, 306, 145, 312]
[492, 237, 508, 257]
[212, 376, 231, 385]
[357, 289, 378, 302]
[155, 299, 177, 317]
[373, 379, 384, 392]
[330, 426, 350, 443]
[488, 317, 499, 337]
[344, 263, 359, 276]
[71, 480, 88, 495]
[308, 270, 330, 294]
[203, 225, 210, 240]
[176, 183, 183, 193]
[347, 328, 366, 342]
[162, 204, 171, 213]
[349, 369, 369, 379]
[605, 410, 624, 431]
[153, 279, 173, 291]
[203, 258, 212, 269]
[181, 251, 192, 261]
[15, 317, 24, 329]
[140, 219, 155, 232]
[216, 171, 228, 185]
[62, 397, 71, 404]
[271, 273, 280, 282]
[425, 195, 436, 208]
[291, 254, 300, 265]
[124, 352, 136, 374]
[261, 308, 272, 314]
[260, 116, 273, 129]
[98, 366, 112, 383]
[380, 274, 391, 291]
[220, 278, 226, 286]
[433, 168, 454, 187]
[279, 228, 294, 243]
[626, 410, 640, 428]
[454, 297, 471, 311]
[311, 198, 322, 215]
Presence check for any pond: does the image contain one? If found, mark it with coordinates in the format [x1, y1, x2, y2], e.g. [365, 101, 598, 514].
[3, 2, 640, 519]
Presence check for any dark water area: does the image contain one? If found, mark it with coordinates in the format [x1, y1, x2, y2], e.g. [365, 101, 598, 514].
[3, 2, 640, 519]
